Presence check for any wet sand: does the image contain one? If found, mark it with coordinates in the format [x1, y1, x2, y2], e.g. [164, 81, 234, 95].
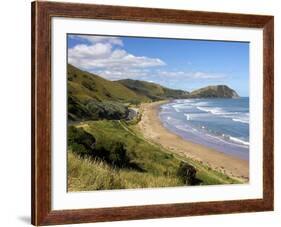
[137, 101, 249, 182]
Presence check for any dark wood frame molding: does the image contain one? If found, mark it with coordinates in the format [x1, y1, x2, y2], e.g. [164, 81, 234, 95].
[31, 1, 274, 226]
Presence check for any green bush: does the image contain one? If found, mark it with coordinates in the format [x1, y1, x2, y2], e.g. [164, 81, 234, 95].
[86, 100, 129, 120]
[177, 161, 197, 185]
[108, 141, 130, 168]
[94, 141, 131, 168]
[68, 95, 92, 121]
[68, 126, 96, 157]
[68, 96, 130, 121]
[68, 126, 132, 169]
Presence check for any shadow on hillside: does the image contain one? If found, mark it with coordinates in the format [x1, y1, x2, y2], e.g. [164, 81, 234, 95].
[191, 177, 203, 185]
[127, 161, 146, 172]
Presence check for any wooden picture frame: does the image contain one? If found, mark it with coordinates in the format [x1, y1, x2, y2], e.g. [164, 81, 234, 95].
[31, 1, 274, 226]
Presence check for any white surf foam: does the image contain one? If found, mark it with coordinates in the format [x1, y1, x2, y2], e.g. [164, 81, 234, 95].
[231, 114, 249, 124]
[196, 106, 225, 115]
[232, 118, 249, 124]
[228, 136, 249, 146]
[184, 113, 191, 121]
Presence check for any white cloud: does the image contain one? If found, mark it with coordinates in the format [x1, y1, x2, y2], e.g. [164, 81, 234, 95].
[157, 70, 226, 80]
[68, 37, 165, 75]
[69, 43, 112, 59]
[69, 35, 123, 46]
[96, 67, 150, 80]
[93, 68, 226, 83]
[68, 35, 225, 83]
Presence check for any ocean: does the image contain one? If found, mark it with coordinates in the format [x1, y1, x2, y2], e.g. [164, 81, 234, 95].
[159, 98, 249, 160]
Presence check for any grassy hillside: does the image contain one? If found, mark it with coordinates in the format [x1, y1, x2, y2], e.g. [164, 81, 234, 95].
[68, 64, 150, 121]
[68, 152, 182, 190]
[68, 64, 191, 105]
[67, 120, 239, 191]
[68, 64, 149, 103]
[118, 79, 190, 101]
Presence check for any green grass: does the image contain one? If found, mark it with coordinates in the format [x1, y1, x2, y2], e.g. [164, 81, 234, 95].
[68, 64, 149, 104]
[68, 64, 150, 121]
[68, 152, 182, 191]
[68, 120, 240, 191]
[80, 120, 181, 176]
[118, 79, 190, 101]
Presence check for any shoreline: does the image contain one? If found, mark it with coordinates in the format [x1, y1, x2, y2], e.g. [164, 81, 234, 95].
[137, 100, 249, 182]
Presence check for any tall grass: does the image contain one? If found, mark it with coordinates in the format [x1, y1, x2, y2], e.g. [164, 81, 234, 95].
[68, 152, 182, 191]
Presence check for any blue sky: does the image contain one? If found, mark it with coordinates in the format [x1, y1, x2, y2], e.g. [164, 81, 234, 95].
[68, 34, 249, 96]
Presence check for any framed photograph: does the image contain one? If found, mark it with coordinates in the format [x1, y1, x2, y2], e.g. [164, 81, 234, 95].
[31, 1, 274, 226]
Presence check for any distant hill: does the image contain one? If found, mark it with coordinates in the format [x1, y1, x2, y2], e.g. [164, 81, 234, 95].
[118, 79, 190, 101]
[189, 85, 239, 98]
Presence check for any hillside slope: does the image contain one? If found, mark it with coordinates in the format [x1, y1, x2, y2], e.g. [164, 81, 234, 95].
[118, 79, 190, 101]
[68, 64, 149, 103]
[67, 120, 238, 191]
[67, 64, 150, 121]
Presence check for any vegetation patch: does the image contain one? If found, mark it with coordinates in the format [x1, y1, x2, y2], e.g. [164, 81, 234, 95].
[68, 125, 140, 170]
[67, 120, 239, 191]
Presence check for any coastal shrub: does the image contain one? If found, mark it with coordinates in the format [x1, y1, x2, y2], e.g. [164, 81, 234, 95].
[68, 126, 96, 157]
[68, 95, 92, 121]
[68, 95, 130, 121]
[68, 126, 133, 169]
[177, 161, 197, 185]
[86, 100, 129, 120]
[94, 141, 131, 168]
[108, 141, 130, 168]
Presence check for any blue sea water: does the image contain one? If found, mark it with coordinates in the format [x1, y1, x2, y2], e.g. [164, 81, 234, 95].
[159, 98, 249, 160]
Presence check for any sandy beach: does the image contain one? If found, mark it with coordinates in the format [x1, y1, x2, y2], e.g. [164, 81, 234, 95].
[137, 101, 249, 182]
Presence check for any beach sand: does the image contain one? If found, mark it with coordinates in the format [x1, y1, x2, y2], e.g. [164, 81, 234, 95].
[137, 101, 249, 182]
